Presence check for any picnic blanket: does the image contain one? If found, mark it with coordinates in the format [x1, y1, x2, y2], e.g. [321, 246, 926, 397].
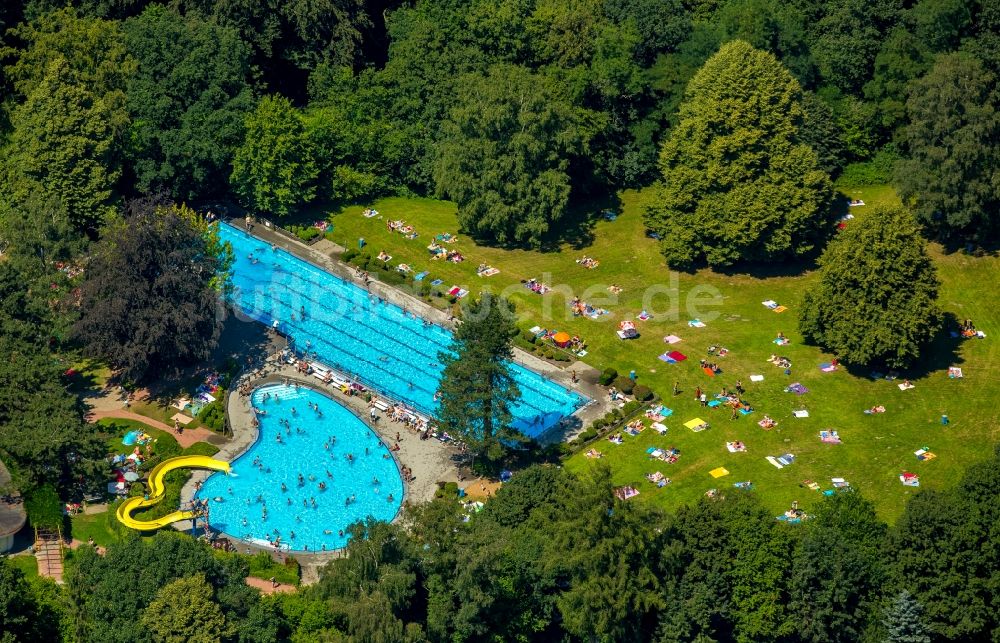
[793, 410, 810, 418]
[448, 286, 469, 299]
[831, 477, 850, 488]
[819, 362, 838, 372]
[819, 430, 841, 444]
[898, 382, 915, 391]
[663, 335, 682, 344]
[785, 383, 809, 395]
[915, 448, 937, 461]
[651, 422, 668, 434]
[171, 412, 193, 426]
[726, 442, 746, 453]
[709, 467, 730, 478]
[948, 367, 963, 379]
[684, 418, 708, 432]
[750, 374, 764, 382]
[477, 267, 500, 277]
[900, 472, 920, 487]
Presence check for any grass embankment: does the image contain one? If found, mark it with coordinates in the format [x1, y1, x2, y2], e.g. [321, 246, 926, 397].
[319, 188, 999, 521]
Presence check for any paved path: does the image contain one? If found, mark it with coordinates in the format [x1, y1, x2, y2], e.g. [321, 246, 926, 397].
[87, 409, 216, 449]
[245, 576, 297, 594]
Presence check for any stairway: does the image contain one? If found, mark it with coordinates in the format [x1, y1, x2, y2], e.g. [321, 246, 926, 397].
[34, 527, 65, 584]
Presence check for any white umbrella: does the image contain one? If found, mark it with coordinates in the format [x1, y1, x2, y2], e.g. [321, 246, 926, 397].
[123, 471, 140, 482]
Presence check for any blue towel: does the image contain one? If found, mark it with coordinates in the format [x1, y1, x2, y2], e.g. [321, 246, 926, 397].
[430, 279, 443, 286]
[739, 408, 752, 415]
[414, 271, 428, 281]
[707, 400, 722, 408]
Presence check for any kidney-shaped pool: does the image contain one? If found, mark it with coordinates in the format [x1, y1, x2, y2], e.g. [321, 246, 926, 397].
[197, 383, 404, 552]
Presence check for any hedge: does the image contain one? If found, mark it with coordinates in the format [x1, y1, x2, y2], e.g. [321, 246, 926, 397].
[598, 368, 618, 386]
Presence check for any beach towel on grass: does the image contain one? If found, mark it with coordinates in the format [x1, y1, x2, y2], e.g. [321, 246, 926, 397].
[414, 271, 429, 281]
[948, 367, 963, 378]
[898, 382, 915, 391]
[707, 399, 722, 408]
[652, 422, 668, 433]
[750, 374, 764, 382]
[709, 467, 729, 478]
[762, 300, 778, 309]
[739, 408, 752, 415]
[702, 367, 716, 377]
[664, 335, 682, 344]
[793, 410, 810, 418]
[667, 350, 687, 361]
[430, 279, 443, 286]
[819, 362, 838, 372]
[688, 319, 706, 328]
[766, 456, 784, 469]
[785, 383, 809, 395]
[684, 418, 708, 431]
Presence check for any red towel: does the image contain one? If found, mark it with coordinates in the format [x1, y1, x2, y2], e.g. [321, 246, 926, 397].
[667, 351, 687, 361]
[703, 367, 715, 377]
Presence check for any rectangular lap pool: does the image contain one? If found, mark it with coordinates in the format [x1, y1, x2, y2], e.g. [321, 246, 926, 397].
[219, 222, 587, 438]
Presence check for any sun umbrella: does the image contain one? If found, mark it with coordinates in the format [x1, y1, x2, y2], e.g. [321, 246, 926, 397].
[123, 471, 140, 482]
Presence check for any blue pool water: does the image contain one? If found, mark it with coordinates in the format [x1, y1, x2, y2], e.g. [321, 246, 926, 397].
[219, 222, 586, 437]
[197, 384, 403, 551]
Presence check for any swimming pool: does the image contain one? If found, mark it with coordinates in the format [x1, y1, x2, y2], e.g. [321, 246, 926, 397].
[219, 222, 586, 438]
[196, 384, 403, 551]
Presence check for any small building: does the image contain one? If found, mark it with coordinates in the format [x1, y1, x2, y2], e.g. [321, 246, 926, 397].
[0, 459, 27, 552]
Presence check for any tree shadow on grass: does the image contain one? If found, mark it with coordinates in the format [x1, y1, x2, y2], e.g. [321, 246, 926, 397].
[839, 312, 964, 382]
[141, 312, 277, 403]
[536, 193, 623, 253]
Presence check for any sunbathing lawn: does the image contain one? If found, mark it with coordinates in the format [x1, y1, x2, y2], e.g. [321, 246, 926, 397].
[315, 187, 999, 522]
[7, 553, 39, 578]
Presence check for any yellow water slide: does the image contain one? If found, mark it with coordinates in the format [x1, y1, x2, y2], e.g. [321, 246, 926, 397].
[116, 455, 230, 531]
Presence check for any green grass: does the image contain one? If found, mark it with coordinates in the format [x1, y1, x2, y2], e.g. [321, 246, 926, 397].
[317, 189, 999, 522]
[69, 510, 119, 548]
[6, 554, 38, 578]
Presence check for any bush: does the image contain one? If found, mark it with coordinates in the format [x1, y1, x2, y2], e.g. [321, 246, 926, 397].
[591, 418, 606, 431]
[341, 248, 358, 263]
[520, 329, 538, 344]
[835, 147, 900, 187]
[25, 485, 63, 530]
[380, 269, 406, 286]
[197, 397, 226, 432]
[289, 225, 321, 243]
[578, 429, 598, 442]
[633, 385, 653, 401]
[598, 368, 618, 386]
[622, 400, 642, 416]
[435, 481, 460, 499]
[613, 375, 635, 395]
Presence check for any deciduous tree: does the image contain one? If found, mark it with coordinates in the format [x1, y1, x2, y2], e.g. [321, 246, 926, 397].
[123, 5, 254, 200]
[895, 52, 1000, 245]
[434, 64, 582, 247]
[645, 40, 833, 268]
[231, 95, 318, 216]
[140, 574, 232, 643]
[799, 205, 942, 369]
[73, 199, 231, 383]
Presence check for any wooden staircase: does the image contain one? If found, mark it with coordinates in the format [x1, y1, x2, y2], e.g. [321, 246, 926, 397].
[34, 527, 65, 583]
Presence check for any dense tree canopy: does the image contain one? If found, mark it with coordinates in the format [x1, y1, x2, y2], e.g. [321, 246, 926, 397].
[895, 53, 1000, 245]
[123, 5, 254, 200]
[799, 205, 943, 369]
[645, 40, 834, 268]
[73, 199, 231, 383]
[434, 65, 582, 247]
[437, 291, 521, 461]
[231, 95, 318, 216]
